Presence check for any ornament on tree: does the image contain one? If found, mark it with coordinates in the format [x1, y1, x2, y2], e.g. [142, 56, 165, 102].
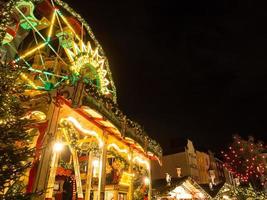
[221, 135, 266, 190]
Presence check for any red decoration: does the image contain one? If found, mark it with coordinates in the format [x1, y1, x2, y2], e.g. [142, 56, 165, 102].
[56, 167, 72, 177]
[221, 135, 266, 189]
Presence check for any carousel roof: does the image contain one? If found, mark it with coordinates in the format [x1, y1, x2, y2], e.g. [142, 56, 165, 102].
[82, 84, 162, 159]
[0, 0, 162, 159]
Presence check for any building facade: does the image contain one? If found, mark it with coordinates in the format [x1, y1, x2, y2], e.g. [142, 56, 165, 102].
[152, 140, 199, 181]
[151, 139, 234, 186]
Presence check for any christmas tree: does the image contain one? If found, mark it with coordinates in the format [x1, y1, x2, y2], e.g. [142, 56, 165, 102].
[0, 62, 34, 199]
[221, 135, 266, 190]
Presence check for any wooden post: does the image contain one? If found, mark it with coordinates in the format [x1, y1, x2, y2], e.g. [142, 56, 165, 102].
[72, 81, 85, 108]
[97, 141, 107, 200]
[113, 189, 118, 200]
[72, 149, 84, 200]
[45, 149, 59, 199]
[33, 95, 61, 196]
[85, 151, 93, 200]
[45, 123, 64, 200]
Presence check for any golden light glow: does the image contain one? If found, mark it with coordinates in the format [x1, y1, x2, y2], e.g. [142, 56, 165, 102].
[82, 106, 103, 119]
[92, 159, 100, 178]
[144, 177, 150, 185]
[133, 156, 150, 170]
[53, 141, 64, 152]
[66, 116, 103, 147]
[25, 110, 46, 121]
[119, 172, 135, 186]
[47, 11, 56, 39]
[108, 143, 132, 160]
[170, 186, 193, 199]
[108, 143, 128, 154]
[18, 43, 46, 61]
[20, 73, 38, 89]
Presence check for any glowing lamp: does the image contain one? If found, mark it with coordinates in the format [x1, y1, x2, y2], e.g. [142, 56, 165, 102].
[92, 160, 99, 168]
[92, 159, 100, 178]
[144, 177, 150, 185]
[53, 141, 64, 152]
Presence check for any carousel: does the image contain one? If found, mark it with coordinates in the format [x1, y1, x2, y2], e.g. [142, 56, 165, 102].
[0, 0, 162, 200]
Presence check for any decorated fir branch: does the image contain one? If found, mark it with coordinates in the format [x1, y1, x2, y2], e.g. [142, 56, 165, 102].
[0, 62, 35, 199]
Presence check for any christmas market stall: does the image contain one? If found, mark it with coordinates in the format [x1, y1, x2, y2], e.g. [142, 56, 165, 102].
[0, 0, 162, 199]
[152, 176, 211, 200]
[199, 182, 231, 200]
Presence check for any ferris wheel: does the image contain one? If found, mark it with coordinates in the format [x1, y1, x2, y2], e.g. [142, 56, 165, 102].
[1, 0, 116, 100]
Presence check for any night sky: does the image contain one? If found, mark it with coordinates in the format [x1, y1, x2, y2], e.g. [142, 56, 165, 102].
[64, 0, 267, 154]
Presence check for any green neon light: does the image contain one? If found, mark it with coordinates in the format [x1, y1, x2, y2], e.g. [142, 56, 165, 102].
[82, 63, 100, 88]
[12, 1, 112, 95]
[20, 16, 38, 30]
[43, 82, 55, 91]
[16, 6, 67, 65]
[28, 68, 68, 79]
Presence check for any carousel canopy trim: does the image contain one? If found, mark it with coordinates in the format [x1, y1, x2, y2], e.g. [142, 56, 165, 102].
[59, 95, 162, 161]
[82, 86, 162, 159]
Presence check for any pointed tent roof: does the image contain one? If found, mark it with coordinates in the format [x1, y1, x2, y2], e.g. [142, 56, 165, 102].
[199, 182, 226, 198]
[152, 176, 212, 199]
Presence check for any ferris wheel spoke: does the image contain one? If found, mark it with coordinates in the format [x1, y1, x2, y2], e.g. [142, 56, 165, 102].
[57, 10, 82, 42]
[6, 43, 32, 68]
[33, 31, 45, 68]
[38, 75, 46, 84]
[15, 7, 47, 42]
[20, 73, 38, 89]
[45, 73, 49, 82]
[15, 6, 68, 66]
[28, 67, 68, 79]
[47, 11, 56, 41]
[54, 77, 66, 88]
[15, 42, 47, 62]
[50, 0, 56, 8]
[55, 9, 64, 33]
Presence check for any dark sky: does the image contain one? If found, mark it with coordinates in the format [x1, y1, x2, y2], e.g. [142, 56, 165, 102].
[64, 0, 267, 153]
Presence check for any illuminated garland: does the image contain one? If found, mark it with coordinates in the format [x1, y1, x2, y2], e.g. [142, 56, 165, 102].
[60, 119, 101, 154]
[83, 83, 163, 158]
[59, 159, 73, 170]
[132, 163, 149, 200]
[216, 185, 267, 200]
[107, 143, 131, 160]
[133, 156, 150, 170]
[106, 150, 129, 184]
[108, 149, 129, 170]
